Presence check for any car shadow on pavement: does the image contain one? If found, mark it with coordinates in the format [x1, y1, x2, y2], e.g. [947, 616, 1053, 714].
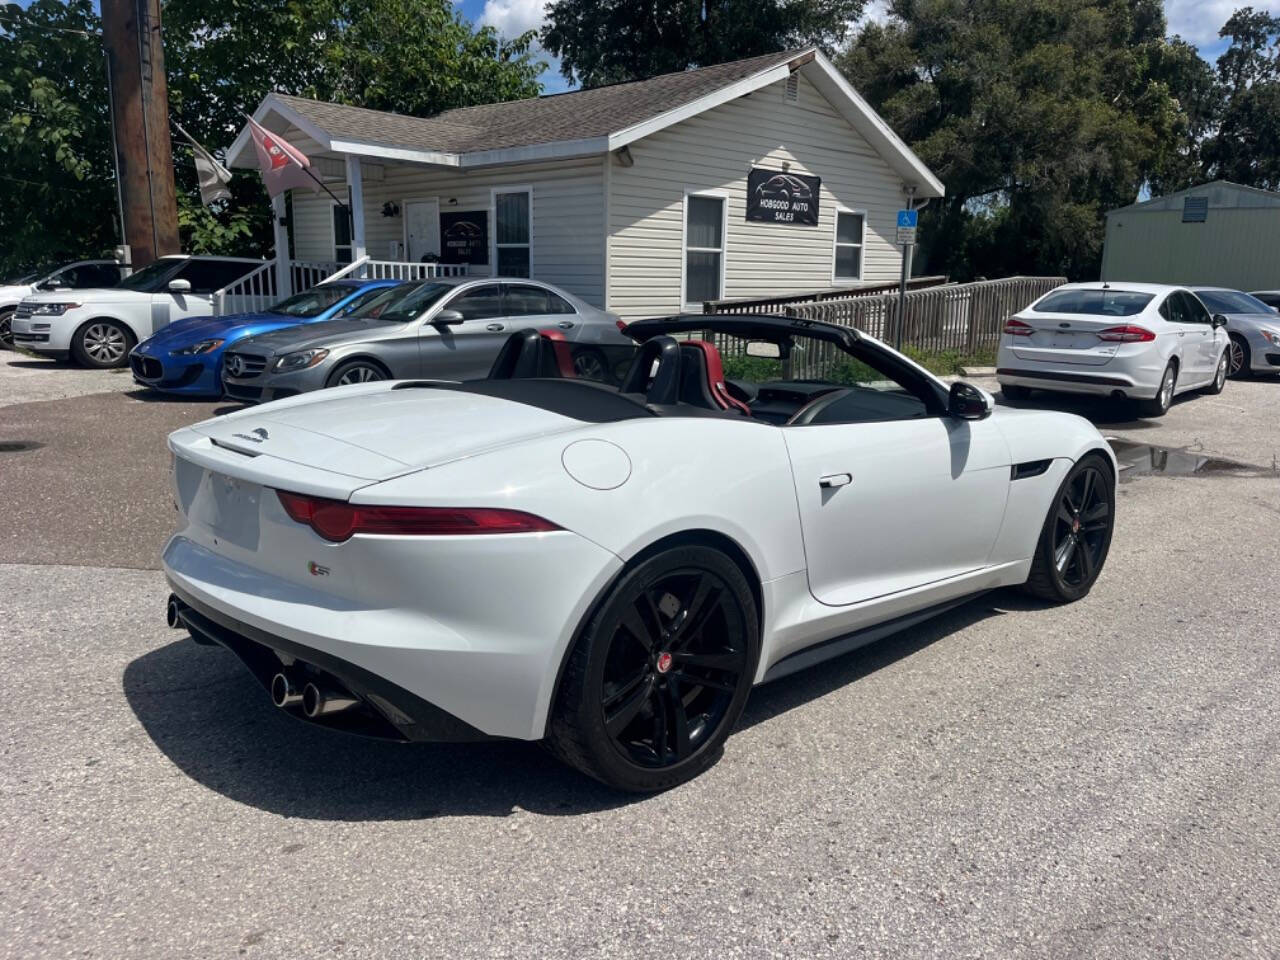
[736, 589, 1045, 732]
[997, 389, 1197, 432]
[123, 589, 1044, 820]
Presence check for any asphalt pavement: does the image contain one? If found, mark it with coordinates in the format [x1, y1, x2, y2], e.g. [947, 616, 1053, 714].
[2, 353, 1279, 958]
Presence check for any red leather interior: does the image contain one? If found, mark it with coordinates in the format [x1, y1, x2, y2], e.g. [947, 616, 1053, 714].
[538, 329, 576, 378]
[684, 339, 751, 414]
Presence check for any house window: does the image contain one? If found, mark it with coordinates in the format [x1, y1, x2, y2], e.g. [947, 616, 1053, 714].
[494, 188, 531, 277]
[833, 210, 865, 281]
[332, 202, 353, 264]
[685, 194, 725, 304]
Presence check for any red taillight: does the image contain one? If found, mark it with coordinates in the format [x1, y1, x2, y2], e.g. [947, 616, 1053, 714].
[1097, 325, 1156, 343]
[1003, 318, 1034, 336]
[615, 319, 628, 332]
[276, 490, 561, 542]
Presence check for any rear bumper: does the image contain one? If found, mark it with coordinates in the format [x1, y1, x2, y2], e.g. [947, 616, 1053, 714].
[996, 367, 1140, 396]
[169, 588, 492, 742]
[162, 529, 623, 740]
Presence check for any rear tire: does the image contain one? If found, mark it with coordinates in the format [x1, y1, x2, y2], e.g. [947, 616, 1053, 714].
[1023, 453, 1114, 603]
[548, 544, 758, 792]
[1136, 361, 1175, 417]
[71, 319, 133, 369]
[1202, 350, 1228, 395]
[326, 359, 387, 388]
[1000, 384, 1031, 402]
[1227, 335, 1251, 379]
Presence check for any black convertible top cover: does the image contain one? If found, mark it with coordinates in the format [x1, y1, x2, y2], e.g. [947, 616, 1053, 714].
[393, 378, 655, 423]
[624, 313, 860, 349]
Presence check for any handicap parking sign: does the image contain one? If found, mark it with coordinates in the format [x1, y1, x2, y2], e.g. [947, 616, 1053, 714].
[896, 208, 918, 245]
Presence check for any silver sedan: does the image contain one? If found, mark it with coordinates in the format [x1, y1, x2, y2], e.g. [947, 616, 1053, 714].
[222, 278, 631, 403]
[1191, 287, 1280, 378]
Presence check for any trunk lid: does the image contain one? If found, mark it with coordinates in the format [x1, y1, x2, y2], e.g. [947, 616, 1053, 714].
[184, 384, 583, 488]
[1007, 311, 1130, 366]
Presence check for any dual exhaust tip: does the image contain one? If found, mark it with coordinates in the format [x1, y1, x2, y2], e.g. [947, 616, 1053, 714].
[271, 671, 360, 719]
[166, 594, 359, 720]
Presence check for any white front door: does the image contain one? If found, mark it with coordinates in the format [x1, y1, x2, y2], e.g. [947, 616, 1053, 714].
[405, 199, 440, 262]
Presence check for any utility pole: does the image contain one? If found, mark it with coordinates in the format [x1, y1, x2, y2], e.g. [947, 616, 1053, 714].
[101, 0, 179, 268]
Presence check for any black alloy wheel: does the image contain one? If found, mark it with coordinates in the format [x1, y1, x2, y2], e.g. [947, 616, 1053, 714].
[1024, 454, 1115, 603]
[549, 545, 758, 792]
[0, 308, 13, 349]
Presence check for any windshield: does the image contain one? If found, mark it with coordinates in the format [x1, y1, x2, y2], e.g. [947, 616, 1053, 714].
[267, 284, 360, 318]
[350, 281, 455, 323]
[4, 264, 59, 285]
[1194, 290, 1276, 315]
[1033, 289, 1153, 316]
[117, 257, 185, 292]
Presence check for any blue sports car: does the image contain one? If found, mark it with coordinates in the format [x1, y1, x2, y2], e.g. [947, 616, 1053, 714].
[129, 279, 400, 397]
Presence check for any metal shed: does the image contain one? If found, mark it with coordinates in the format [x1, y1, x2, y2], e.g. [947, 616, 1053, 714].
[1102, 180, 1280, 290]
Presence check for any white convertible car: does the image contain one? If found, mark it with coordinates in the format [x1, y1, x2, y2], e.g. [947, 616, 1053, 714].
[163, 315, 1116, 791]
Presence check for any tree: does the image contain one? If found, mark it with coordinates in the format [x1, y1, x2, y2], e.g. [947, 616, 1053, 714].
[542, 0, 865, 88]
[0, 0, 119, 275]
[1203, 7, 1280, 190]
[0, 0, 543, 272]
[836, 0, 1216, 281]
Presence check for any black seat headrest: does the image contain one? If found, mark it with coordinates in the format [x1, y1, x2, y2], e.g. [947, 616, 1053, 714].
[619, 335, 681, 405]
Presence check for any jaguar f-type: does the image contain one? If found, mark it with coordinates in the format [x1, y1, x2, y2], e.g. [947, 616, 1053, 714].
[162, 314, 1116, 791]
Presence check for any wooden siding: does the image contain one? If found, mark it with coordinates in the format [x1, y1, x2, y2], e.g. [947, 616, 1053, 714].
[607, 73, 909, 320]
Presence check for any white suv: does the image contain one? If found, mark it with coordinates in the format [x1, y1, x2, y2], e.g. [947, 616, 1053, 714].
[11, 255, 264, 368]
[1, 260, 128, 350]
[996, 282, 1231, 417]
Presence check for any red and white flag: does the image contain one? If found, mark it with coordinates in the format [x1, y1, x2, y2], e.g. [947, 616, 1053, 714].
[244, 114, 318, 198]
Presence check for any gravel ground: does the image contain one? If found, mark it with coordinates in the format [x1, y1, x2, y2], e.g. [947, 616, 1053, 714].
[0, 354, 130, 408]
[2, 368, 1280, 958]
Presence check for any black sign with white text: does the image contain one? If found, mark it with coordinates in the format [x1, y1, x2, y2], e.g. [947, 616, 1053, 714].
[746, 168, 820, 226]
[440, 210, 489, 265]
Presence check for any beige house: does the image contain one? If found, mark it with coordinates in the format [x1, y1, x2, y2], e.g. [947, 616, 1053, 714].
[227, 48, 944, 320]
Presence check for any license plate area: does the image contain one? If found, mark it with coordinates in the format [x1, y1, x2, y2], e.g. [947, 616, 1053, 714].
[190, 468, 263, 550]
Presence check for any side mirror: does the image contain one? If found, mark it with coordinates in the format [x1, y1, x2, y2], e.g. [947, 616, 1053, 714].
[432, 309, 465, 326]
[168, 278, 192, 293]
[948, 381, 992, 420]
[1211, 314, 1228, 329]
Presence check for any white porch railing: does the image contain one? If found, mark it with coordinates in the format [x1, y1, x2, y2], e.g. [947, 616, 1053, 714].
[323, 256, 468, 283]
[212, 257, 469, 316]
[213, 261, 278, 316]
[292, 259, 342, 291]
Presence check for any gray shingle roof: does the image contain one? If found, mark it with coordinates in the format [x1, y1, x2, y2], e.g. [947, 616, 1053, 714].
[273, 50, 806, 155]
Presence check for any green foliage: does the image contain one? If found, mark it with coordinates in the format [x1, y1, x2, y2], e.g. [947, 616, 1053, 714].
[720, 355, 782, 381]
[836, 0, 1219, 281]
[542, 0, 865, 87]
[0, 0, 543, 272]
[899, 346, 996, 376]
[1204, 9, 1280, 190]
[0, 0, 118, 274]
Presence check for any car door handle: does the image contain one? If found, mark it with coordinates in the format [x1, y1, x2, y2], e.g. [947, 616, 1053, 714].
[819, 473, 852, 488]
[486, 323, 505, 332]
[557, 321, 574, 329]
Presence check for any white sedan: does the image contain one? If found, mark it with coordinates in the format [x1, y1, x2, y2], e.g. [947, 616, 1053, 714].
[996, 282, 1230, 416]
[163, 314, 1117, 792]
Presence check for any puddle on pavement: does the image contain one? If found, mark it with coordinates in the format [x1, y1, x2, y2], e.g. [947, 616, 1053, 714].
[1106, 439, 1273, 480]
[0, 440, 43, 454]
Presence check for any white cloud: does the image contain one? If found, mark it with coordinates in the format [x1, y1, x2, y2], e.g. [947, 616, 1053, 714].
[1165, 0, 1280, 49]
[479, 0, 547, 38]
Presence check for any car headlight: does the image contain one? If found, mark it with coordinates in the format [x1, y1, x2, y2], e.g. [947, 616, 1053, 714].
[273, 348, 329, 372]
[171, 338, 224, 356]
[30, 302, 80, 316]
[1260, 329, 1280, 347]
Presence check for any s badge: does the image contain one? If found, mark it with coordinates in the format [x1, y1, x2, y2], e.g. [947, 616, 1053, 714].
[308, 561, 330, 577]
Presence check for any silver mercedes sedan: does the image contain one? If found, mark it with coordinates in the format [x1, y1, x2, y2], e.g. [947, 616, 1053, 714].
[1190, 287, 1280, 378]
[221, 277, 631, 403]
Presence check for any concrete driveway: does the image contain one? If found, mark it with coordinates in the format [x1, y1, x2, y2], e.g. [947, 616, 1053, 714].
[2, 354, 1279, 958]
